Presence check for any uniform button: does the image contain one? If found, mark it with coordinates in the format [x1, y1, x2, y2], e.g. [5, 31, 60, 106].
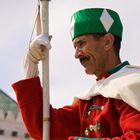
[101, 106, 104, 110]
[89, 124, 99, 132]
[88, 111, 91, 116]
[84, 111, 91, 118]
[89, 124, 96, 131]
[84, 128, 89, 136]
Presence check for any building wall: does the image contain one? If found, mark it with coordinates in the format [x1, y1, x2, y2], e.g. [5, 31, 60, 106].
[0, 110, 31, 140]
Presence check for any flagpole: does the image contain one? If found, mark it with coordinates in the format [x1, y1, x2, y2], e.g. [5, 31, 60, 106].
[39, 0, 50, 140]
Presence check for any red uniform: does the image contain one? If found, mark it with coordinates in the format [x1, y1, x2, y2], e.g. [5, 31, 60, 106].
[12, 76, 140, 140]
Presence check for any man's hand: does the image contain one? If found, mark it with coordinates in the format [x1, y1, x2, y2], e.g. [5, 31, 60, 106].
[28, 34, 51, 64]
[24, 34, 51, 79]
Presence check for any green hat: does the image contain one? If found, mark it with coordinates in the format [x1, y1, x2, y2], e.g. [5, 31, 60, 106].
[70, 8, 123, 41]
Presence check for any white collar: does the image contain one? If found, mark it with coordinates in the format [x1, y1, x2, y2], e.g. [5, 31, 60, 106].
[77, 65, 140, 111]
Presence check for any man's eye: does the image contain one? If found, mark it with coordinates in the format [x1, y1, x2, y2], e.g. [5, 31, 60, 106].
[79, 41, 85, 47]
[74, 40, 86, 49]
[74, 45, 77, 50]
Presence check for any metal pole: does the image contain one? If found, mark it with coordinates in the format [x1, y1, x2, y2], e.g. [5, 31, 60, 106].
[40, 0, 50, 140]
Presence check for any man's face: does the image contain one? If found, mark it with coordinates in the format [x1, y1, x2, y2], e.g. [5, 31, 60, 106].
[73, 34, 107, 75]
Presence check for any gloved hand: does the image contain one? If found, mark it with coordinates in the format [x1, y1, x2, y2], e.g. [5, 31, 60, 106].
[24, 34, 51, 79]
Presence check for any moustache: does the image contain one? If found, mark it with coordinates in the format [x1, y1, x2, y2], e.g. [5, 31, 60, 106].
[79, 56, 90, 64]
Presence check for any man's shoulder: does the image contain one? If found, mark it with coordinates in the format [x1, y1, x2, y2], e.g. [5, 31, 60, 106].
[109, 65, 140, 87]
[112, 65, 140, 80]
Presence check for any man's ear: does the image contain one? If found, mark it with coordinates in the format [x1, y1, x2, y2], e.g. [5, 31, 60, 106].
[103, 33, 114, 51]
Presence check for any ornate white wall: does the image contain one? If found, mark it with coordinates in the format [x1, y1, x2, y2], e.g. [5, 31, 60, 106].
[0, 110, 31, 140]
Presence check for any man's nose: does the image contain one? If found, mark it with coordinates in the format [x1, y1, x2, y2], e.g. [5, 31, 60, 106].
[74, 47, 82, 59]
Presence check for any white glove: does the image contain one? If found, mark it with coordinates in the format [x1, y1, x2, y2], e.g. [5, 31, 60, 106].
[24, 34, 51, 79]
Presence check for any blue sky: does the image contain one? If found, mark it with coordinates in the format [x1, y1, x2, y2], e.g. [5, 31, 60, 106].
[0, 0, 140, 107]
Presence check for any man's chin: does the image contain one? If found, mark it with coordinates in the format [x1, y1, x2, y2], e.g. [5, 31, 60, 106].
[84, 69, 94, 75]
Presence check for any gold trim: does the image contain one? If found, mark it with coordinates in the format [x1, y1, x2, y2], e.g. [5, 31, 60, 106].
[43, 117, 50, 122]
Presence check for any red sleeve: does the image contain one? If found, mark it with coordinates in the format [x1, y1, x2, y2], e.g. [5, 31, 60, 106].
[12, 77, 80, 140]
[105, 100, 140, 140]
[12, 77, 43, 140]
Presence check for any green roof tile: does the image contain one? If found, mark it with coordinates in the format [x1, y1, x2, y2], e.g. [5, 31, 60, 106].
[0, 89, 19, 117]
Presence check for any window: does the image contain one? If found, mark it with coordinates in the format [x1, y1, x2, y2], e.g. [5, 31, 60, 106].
[0, 129, 4, 135]
[12, 131, 17, 137]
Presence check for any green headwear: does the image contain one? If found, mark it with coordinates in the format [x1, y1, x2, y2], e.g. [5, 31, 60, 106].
[70, 8, 123, 41]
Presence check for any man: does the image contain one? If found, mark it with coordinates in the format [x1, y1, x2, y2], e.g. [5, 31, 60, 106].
[12, 8, 140, 140]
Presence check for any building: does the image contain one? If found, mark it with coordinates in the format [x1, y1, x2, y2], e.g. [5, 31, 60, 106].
[0, 89, 31, 140]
